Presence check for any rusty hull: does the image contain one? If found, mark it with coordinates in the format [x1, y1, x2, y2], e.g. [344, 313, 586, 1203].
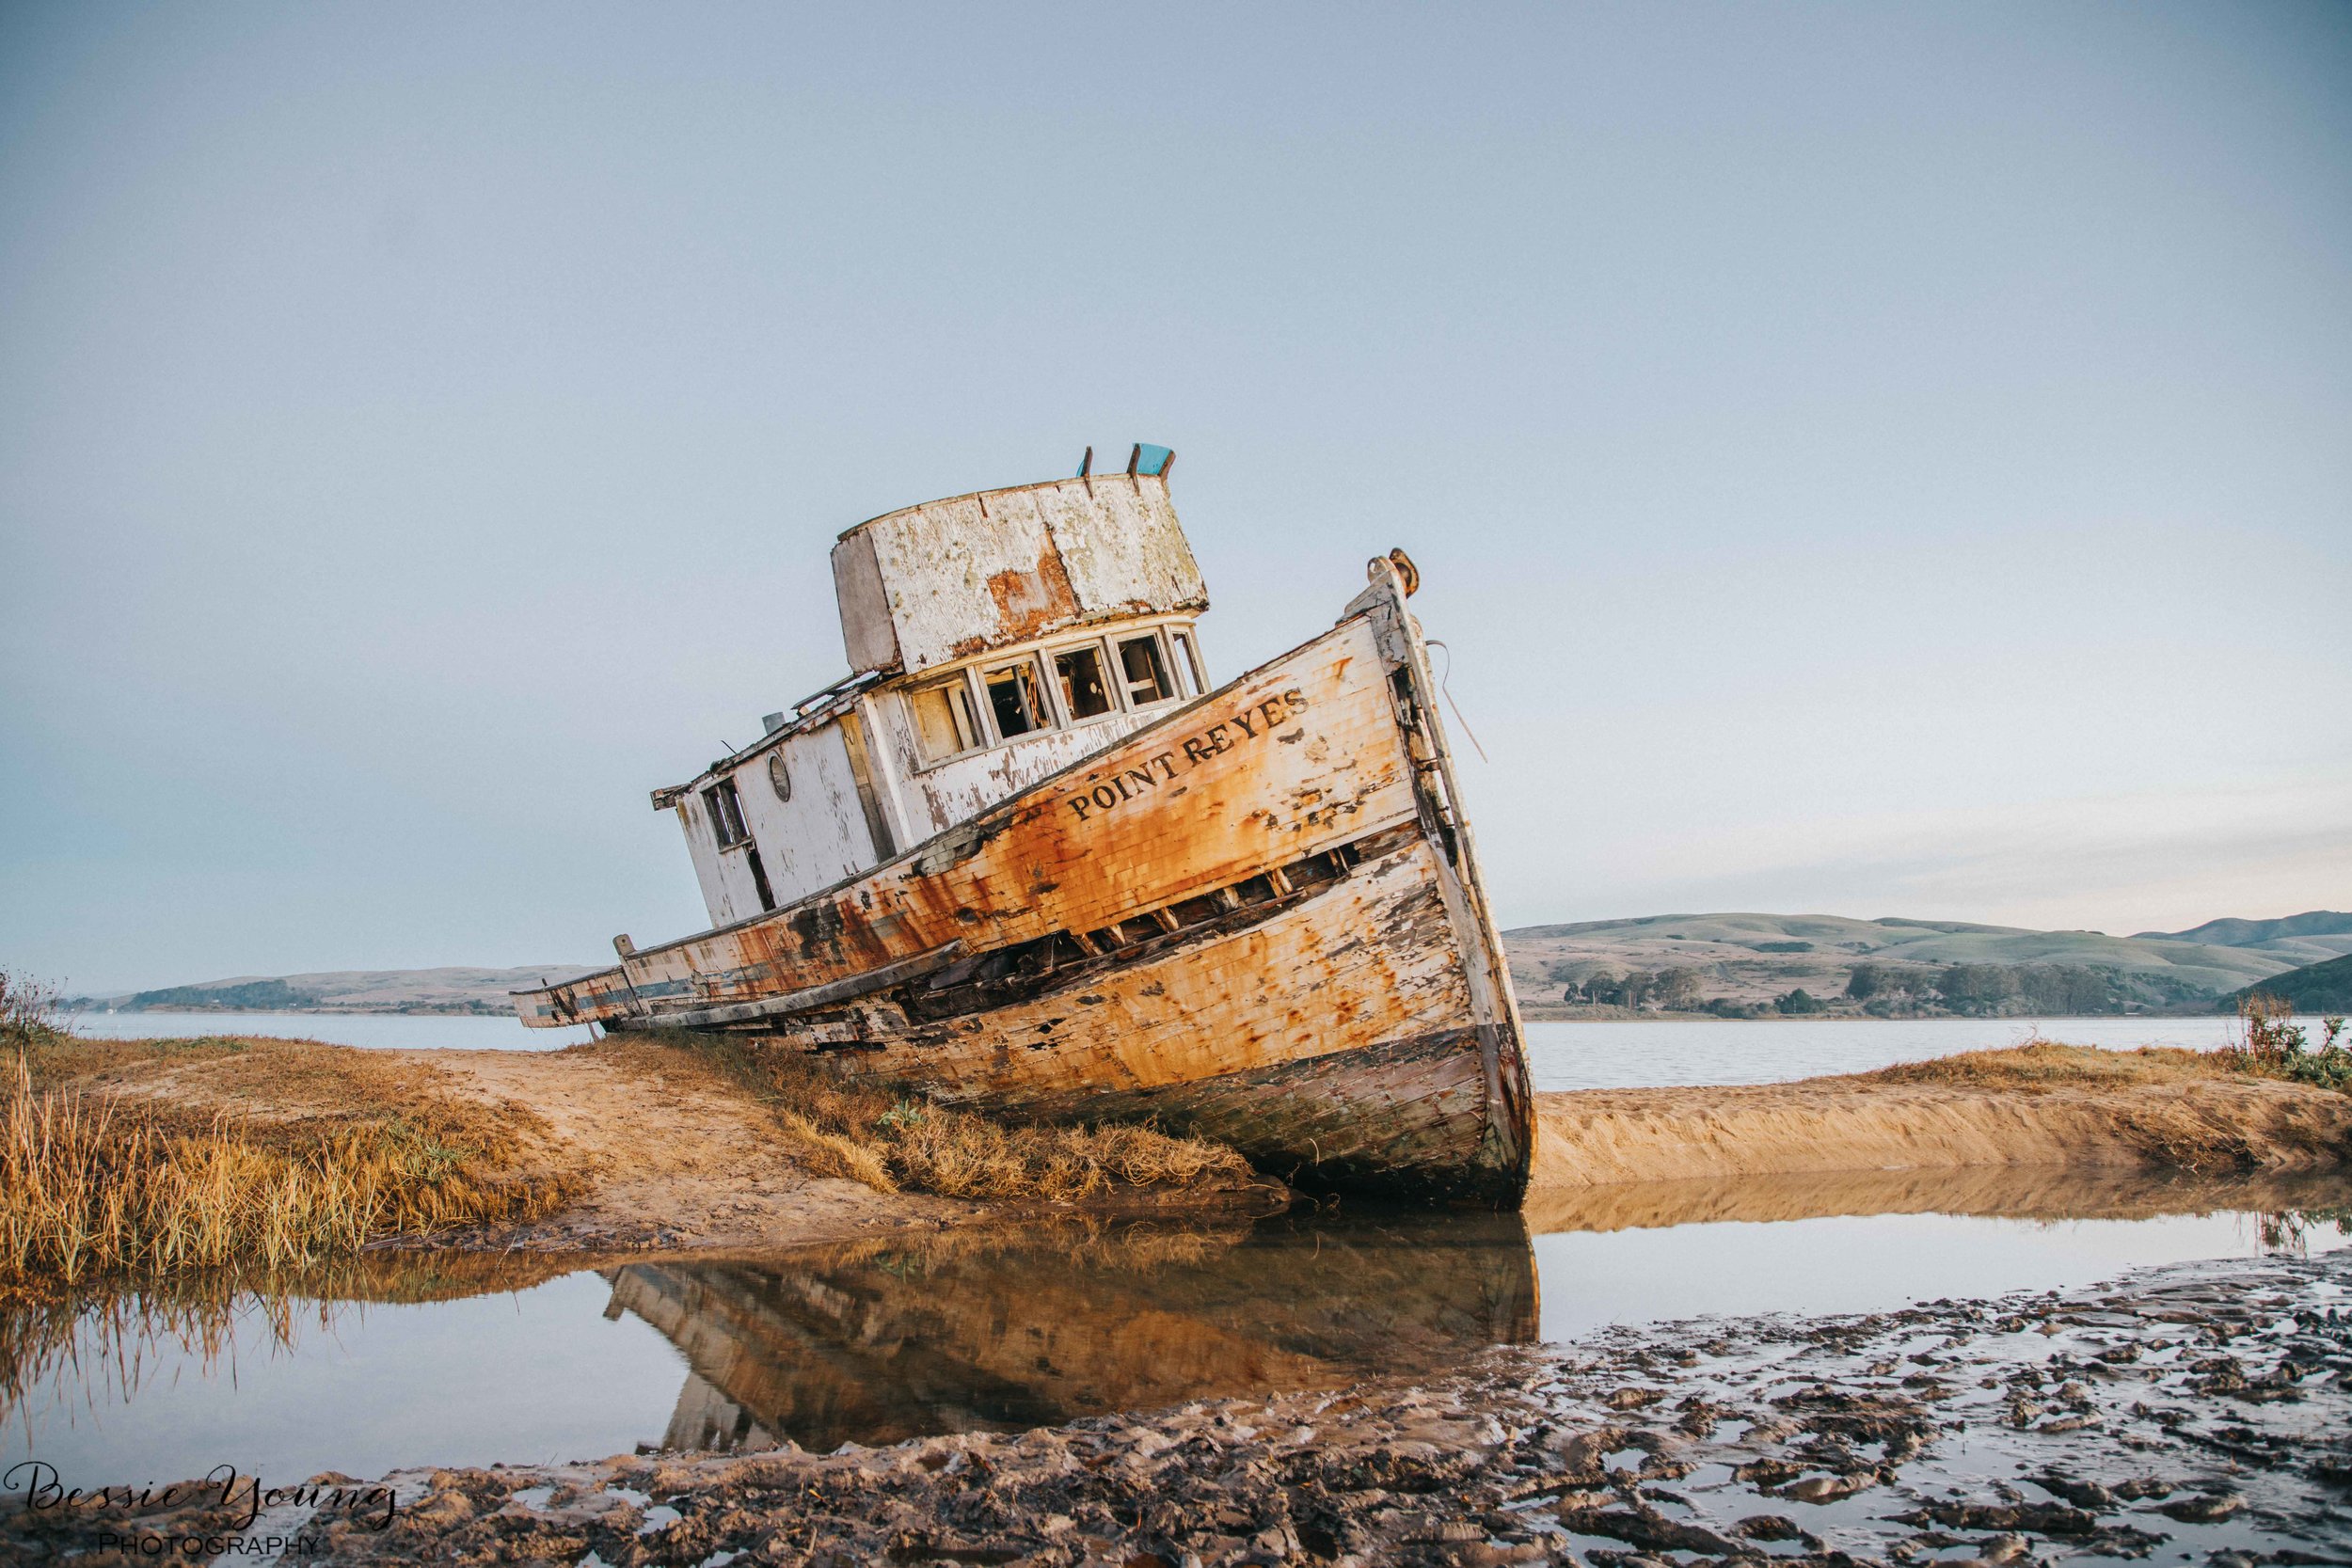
[517, 562, 1534, 1205]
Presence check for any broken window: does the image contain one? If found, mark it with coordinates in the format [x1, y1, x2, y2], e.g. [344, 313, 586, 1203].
[1117, 633, 1174, 706]
[985, 658, 1051, 739]
[1053, 643, 1114, 720]
[745, 845, 777, 911]
[910, 674, 984, 764]
[1170, 628, 1204, 696]
[704, 778, 751, 848]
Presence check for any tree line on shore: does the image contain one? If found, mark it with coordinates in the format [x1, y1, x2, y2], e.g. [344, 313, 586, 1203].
[1551, 958, 2217, 1017]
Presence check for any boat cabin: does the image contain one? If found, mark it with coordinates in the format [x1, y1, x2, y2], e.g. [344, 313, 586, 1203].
[652, 452, 1211, 927]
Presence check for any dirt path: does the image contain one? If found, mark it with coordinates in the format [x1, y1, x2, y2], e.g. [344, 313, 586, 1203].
[1532, 1072, 2352, 1190]
[390, 1042, 967, 1251]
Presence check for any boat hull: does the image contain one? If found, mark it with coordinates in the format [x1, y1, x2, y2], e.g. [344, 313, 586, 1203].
[519, 563, 1534, 1204]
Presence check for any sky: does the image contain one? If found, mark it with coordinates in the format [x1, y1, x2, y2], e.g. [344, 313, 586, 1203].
[2, 3, 2346, 992]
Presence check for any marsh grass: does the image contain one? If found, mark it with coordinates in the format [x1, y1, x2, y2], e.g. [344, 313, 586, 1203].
[2, 1036, 578, 1298]
[1867, 1038, 2223, 1093]
[1870, 1020, 2352, 1099]
[0, 967, 64, 1051]
[636, 1028, 1260, 1202]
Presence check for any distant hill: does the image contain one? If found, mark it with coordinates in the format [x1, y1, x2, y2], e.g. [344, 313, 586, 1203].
[2221, 953, 2352, 1014]
[69, 966, 599, 1017]
[2131, 911, 2352, 968]
[1500, 911, 2333, 1019]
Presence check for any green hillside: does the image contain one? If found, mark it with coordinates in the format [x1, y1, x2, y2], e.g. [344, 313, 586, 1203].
[70, 966, 598, 1017]
[1502, 911, 2328, 1018]
[2133, 911, 2352, 969]
[2222, 953, 2352, 1013]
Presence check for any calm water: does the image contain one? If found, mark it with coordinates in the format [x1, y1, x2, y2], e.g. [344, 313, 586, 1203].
[10, 1172, 2348, 1487]
[1521, 1013, 2332, 1091]
[63, 1010, 2322, 1089]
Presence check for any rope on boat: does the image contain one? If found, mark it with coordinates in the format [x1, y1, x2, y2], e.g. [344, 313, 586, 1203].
[1422, 640, 1490, 764]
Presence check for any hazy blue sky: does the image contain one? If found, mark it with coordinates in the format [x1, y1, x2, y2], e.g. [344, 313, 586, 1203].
[4, 3, 2346, 991]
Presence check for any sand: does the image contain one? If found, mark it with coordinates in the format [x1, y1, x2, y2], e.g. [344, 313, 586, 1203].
[1532, 1072, 2352, 1193]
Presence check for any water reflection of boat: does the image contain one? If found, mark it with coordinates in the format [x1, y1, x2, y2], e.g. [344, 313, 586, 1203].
[602, 1212, 1538, 1454]
[515, 455, 1534, 1204]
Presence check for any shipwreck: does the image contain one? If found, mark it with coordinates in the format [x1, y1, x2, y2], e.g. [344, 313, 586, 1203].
[516, 448, 1534, 1204]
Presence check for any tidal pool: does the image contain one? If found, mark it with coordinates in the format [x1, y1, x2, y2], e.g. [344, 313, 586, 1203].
[8, 1168, 2347, 1493]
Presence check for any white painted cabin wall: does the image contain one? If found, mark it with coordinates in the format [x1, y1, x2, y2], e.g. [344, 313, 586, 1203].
[675, 723, 884, 927]
[674, 796, 741, 927]
[736, 724, 880, 904]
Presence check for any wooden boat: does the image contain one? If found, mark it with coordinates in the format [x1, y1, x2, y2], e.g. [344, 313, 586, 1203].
[516, 451, 1534, 1204]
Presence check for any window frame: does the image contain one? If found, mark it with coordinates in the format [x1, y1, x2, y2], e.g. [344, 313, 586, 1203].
[980, 654, 1057, 742]
[1112, 628, 1181, 710]
[703, 777, 753, 850]
[906, 669, 991, 767]
[1169, 626, 1205, 697]
[1047, 638, 1122, 725]
[898, 617, 1209, 772]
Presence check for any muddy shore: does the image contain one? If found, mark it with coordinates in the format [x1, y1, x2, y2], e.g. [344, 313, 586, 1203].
[12, 1245, 2346, 1565]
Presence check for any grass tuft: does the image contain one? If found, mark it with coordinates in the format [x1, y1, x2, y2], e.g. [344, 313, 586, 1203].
[1867, 1038, 2223, 1093]
[640, 1028, 1260, 1203]
[1867, 1022, 2352, 1102]
[2, 1034, 578, 1299]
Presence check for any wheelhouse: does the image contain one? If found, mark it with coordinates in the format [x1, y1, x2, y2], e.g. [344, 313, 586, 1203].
[651, 454, 1212, 929]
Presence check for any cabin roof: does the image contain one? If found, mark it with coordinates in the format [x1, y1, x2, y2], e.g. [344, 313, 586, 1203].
[831, 468, 1205, 679]
[653, 460, 1207, 809]
[649, 669, 883, 809]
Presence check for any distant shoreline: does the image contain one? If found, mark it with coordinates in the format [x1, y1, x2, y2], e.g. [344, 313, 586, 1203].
[69, 1003, 517, 1018]
[1519, 1003, 2236, 1022]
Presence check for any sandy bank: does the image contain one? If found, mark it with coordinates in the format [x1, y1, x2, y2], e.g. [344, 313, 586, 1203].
[386, 1041, 1279, 1251]
[1533, 1069, 2352, 1192]
[382, 1042, 964, 1251]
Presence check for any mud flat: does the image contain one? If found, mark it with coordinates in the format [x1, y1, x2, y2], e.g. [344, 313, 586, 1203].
[14, 1243, 2344, 1566]
[1533, 1069, 2352, 1193]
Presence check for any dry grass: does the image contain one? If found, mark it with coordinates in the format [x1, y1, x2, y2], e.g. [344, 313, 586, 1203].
[644, 1028, 1260, 1203]
[1866, 1038, 2226, 1093]
[2, 1035, 579, 1299]
[1871, 1022, 2352, 1100]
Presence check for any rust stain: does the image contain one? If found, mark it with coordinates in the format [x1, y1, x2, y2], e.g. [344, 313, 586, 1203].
[983, 546, 1082, 644]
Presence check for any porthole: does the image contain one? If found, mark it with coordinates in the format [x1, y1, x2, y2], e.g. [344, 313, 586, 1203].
[767, 752, 791, 802]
